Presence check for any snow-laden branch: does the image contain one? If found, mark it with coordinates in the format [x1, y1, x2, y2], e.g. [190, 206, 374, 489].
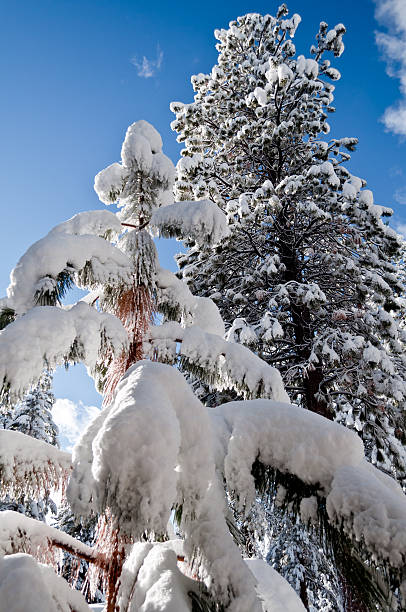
[0, 553, 91, 612]
[48, 209, 122, 239]
[151, 199, 230, 245]
[0, 302, 128, 401]
[0, 511, 96, 562]
[68, 361, 262, 612]
[145, 321, 288, 403]
[211, 399, 406, 569]
[117, 541, 198, 612]
[116, 541, 305, 612]
[5, 232, 132, 315]
[0, 430, 71, 500]
[156, 267, 225, 336]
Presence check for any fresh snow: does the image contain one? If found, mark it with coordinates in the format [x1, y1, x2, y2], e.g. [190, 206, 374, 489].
[48, 210, 122, 239]
[156, 267, 225, 336]
[245, 559, 306, 612]
[0, 511, 94, 560]
[0, 553, 90, 612]
[210, 399, 406, 567]
[0, 430, 71, 500]
[69, 361, 263, 612]
[5, 233, 132, 314]
[146, 321, 288, 402]
[0, 302, 128, 400]
[151, 199, 230, 245]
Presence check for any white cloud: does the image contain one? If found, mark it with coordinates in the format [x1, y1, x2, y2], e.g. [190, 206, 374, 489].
[131, 45, 163, 78]
[393, 219, 406, 236]
[394, 186, 406, 204]
[52, 398, 99, 451]
[374, 0, 406, 135]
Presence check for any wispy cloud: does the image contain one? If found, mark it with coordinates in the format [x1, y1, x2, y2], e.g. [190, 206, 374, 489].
[394, 220, 406, 236]
[131, 45, 163, 78]
[374, 0, 406, 136]
[52, 398, 99, 451]
[394, 186, 406, 204]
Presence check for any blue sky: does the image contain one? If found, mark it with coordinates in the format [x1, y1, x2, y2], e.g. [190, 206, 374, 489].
[1, 1, 405, 429]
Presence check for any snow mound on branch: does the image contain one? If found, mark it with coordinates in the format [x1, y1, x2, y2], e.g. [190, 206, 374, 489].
[327, 463, 406, 567]
[245, 559, 306, 612]
[210, 399, 363, 511]
[156, 267, 225, 336]
[211, 399, 406, 567]
[48, 210, 122, 238]
[0, 511, 95, 561]
[89, 361, 214, 536]
[117, 542, 195, 612]
[146, 322, 288, 402]
[67, 405, 110, 516]
[69, 361, 262, 612]
[0, 553, 91, 612]
[6, 233, 132, 314]
[94, 162, 129, 205]
[0, 430, 71, 500]
[0, 303, 128, 401]
[151, 200, 230, 245]
[122, 120, 163, 160]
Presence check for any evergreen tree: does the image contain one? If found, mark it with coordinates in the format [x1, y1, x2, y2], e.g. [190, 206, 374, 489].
[7, 372, 58, 446]
[0, 372, 58, 522]
[0, 120, 405, 612]
[170, 5, 406, 607]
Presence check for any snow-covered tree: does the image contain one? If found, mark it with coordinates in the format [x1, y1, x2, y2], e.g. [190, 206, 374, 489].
[170, 6, 406, 476]
[170, 7, 406, 607]
[0, 120, 405, 612]
[0, 372, 58, 521]
[6, 372, 58, 446]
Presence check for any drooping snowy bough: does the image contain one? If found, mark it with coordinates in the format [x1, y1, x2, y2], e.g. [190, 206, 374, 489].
[211, 399, 406, 571]
[68, 361, 263, 612]
[0, 303, 128, 402]
[68, 361, 406, 609]
[0, 430, 71, 501]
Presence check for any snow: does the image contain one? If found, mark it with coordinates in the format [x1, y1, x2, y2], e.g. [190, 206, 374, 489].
[69, 361, 263, 611]
[210, 398, 406, 568]
[146, 321, 288, 402]
[296, 55, 319, 79]
[94, 162, 129, 205]
[122, 120, 163, 160]
[327, 463, 406, 567]
[48, 210, 122, 239]
[5, 233, 132, 314]
[0, 511, 94, 560]
[0, 553, 91, 612]
[0, 430, 71, 500]
[117, 542, 195, 612]
[0, 302, 128, 400]
[156, 267, 225, 336]
[245, 559, 306, 612]
[94, 120, 175, 224]
[151, 199, 230, 245]
[210, 398, 364, 511]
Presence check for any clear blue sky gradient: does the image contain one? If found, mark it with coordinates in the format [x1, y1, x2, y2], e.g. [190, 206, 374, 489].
[0, 0, 405, 407]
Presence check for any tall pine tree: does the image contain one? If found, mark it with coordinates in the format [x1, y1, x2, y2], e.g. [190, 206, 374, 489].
[171, 5, 406, 489]
[170, 5, 406, 608]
